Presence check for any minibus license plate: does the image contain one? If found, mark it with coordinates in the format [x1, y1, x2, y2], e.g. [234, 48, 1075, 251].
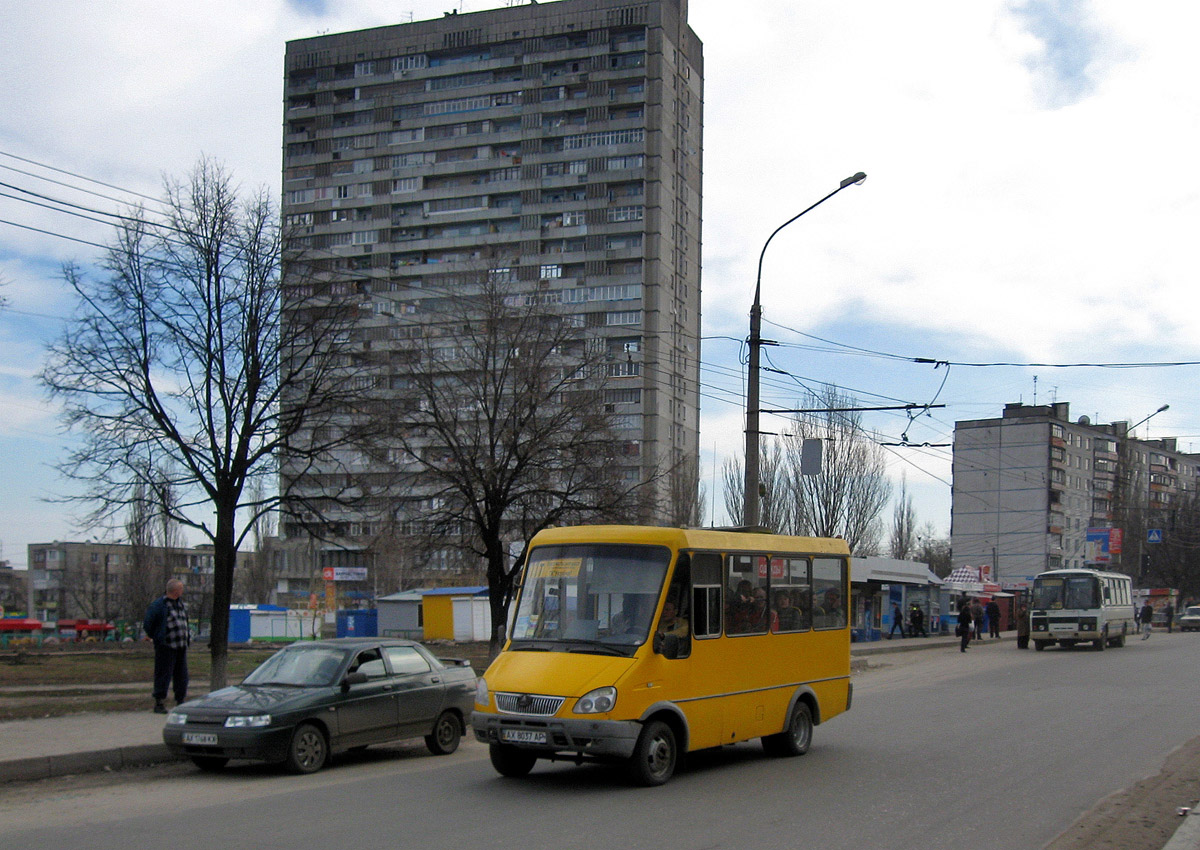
[1051, 623, 1074, 631]
[501, 729, 547, 744]
[183, 733, 219, 746]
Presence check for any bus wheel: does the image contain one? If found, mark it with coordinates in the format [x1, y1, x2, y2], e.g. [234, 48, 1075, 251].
[1095, 632, 1107, 651]
[1033, 640, 1047, 651]
[1113, 633, 1125, 647]
[628, 720, 677, 786]
[763, 701, 813, 757]
[489, 743, 537, 778]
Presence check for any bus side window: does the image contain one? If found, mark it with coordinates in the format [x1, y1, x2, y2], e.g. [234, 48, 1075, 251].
[690, 552, 723, 639]
[812, 557, 847, 629]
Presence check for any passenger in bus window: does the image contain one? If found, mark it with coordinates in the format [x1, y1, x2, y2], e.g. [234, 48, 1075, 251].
[814, 589, 844, 628]
[727, 580, 755, 633]
[773, 590, 803, 632]
[746, 587, 777, 633]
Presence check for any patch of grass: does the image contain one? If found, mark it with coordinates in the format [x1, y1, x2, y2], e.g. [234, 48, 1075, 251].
[0, 646, 277, 687]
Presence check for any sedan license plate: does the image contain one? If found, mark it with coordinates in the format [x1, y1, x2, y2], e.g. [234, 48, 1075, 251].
[501, 729, 547, 745]
[183, 732, 219, 746]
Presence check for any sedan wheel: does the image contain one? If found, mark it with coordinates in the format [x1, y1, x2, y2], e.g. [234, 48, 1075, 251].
[285, 722, 328, 774]
[425, 710, 461, 755]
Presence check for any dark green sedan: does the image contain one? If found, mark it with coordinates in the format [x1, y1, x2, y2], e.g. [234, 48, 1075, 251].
[163, 638, 476, 773]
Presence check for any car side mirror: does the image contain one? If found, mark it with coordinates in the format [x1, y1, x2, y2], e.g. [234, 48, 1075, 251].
[341, 671, 368, 692]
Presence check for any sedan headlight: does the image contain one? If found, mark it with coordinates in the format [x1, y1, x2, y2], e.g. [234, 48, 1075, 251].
[224, 714, 272, 728]
[166, 711, 188, 726]
[573, 686, 616, 714]
[475, 677, 489, 707]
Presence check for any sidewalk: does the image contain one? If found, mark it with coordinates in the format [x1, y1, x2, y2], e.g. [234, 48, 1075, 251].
[0, 632, 966, 784]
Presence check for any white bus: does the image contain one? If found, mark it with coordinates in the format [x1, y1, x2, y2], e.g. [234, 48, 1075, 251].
[1029, 568, 1135, 651]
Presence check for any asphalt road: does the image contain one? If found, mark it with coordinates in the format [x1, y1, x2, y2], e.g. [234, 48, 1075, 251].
[2, 634, 1198, 850]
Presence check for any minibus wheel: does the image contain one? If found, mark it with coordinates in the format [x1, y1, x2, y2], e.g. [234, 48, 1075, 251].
[763, 701, 813, 757]
[1033, 640, 1047, 651]
[628, 719, 677, 786]
[489, 743, 537, 778]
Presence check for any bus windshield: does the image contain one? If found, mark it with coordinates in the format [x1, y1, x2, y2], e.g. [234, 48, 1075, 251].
[510, 543, 672, 654]
[1032, 575, 1100, 610]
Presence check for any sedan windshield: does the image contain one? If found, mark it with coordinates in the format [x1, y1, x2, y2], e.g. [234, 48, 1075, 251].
[510, 543, 671, 651]
[242, 645, 347, 687]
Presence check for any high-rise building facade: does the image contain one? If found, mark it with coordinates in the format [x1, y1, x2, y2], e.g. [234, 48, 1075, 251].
[951, 402, 1200, 589]
[280, 0, 703, 584]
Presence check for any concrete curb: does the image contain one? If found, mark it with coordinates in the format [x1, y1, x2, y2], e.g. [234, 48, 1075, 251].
[1164, 810, 1200, 850]
[3, 743, 177, 783]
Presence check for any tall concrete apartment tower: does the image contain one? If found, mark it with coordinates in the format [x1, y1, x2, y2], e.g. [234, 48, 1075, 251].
[952, 402, 1200, 589]
[281, 0, 703, 584]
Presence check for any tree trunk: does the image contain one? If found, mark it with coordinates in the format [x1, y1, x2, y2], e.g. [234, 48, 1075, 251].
[208, 504, 238, 690]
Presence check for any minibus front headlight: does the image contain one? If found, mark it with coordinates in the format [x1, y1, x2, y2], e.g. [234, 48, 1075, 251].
[475, 677, 489, 708]
[573, 686, 617, 714]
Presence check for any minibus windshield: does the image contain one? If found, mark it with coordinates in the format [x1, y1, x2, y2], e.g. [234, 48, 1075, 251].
[510, 543, 672, 653]
[1031, 575, 1099, 610]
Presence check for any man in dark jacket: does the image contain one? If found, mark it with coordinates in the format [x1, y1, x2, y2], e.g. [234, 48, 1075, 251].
[144, 579, 190, 713]
[985, 599, 1002, 639]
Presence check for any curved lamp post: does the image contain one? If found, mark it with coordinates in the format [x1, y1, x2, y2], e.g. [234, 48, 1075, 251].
[743, 172, 866, 528]
[1131, 403, 1169, 437]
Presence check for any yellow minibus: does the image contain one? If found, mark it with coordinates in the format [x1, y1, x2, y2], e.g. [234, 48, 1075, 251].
[472, 524, 852, 785]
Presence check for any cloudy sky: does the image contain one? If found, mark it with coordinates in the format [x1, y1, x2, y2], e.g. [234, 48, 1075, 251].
[2, 0, 1198, 570]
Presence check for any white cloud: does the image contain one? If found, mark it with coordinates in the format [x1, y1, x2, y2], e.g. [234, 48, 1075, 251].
[1, 0, 1198, 560]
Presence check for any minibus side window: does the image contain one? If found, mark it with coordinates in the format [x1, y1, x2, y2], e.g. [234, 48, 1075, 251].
[690, 552, 722, 639]
[812, 557, 847, 629]
[772, 558, 811, 633]
[727, 553, 770, 635]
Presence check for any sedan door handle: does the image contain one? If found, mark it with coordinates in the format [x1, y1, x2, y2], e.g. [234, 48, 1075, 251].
[431, 677, 441, 683]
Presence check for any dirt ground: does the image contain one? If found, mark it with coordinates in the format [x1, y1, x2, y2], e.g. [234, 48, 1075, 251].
[1043, 734, 1200, 850]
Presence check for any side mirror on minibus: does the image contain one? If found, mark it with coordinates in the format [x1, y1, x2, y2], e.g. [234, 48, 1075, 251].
[654, 633, 682, 659]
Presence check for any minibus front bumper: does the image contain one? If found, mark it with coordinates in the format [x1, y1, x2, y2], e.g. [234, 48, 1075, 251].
[473, 710, 641, 759]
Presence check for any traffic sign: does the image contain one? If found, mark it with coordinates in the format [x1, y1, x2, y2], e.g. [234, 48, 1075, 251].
[1147, 529, 1163, 544]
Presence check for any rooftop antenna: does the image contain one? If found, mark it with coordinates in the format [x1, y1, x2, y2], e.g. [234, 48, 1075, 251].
[1033, 375, 1038, 405]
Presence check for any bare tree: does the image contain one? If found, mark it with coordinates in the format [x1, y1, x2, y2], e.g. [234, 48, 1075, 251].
[781, 385, 892, 553]
[233, 478, 282, 604]
[722, 440, 791, 532]
[914, 522, 952, 578]
[889, 473, 917, 559]
[41, 157, 366, 688]
[388, 277, 663, 653]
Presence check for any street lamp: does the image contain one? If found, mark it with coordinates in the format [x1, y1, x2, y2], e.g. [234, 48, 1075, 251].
[743, 172, 866, 527]
[1130, 403, 1169, 437]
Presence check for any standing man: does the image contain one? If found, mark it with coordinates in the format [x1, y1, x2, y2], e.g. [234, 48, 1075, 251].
[144, 579, 190, 713]
[985, 599, 1002, 639]
[1139, 599, 1155, 640]
[1165, 605, 1174, 633]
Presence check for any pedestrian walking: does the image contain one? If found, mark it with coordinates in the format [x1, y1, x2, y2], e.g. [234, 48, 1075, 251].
[1015, 603, 1030, 649]
[1139, 601, 1154, 640]
[958, 600, 973, 652]
[888, 603, 906, 639]
[1165, 606, 1174, 633]
[144, 579, 190, 713]
[971, 599, 985, 640]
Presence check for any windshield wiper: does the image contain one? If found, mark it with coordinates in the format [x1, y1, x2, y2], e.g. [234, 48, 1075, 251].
[557, 639, 629, 656]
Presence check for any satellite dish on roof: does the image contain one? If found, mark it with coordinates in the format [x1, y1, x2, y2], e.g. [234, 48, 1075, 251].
[1078, 416, 1091, 426]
